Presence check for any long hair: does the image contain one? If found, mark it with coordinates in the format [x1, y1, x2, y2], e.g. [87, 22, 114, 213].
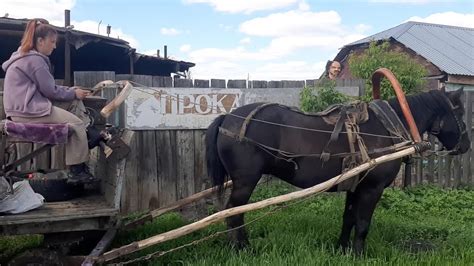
[20, 18, 57, 54]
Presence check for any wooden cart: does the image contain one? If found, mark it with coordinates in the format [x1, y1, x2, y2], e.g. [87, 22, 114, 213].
[0, 81, 134, 265]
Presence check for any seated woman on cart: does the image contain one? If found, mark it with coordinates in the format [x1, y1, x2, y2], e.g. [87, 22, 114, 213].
[1, 18, 98, 184]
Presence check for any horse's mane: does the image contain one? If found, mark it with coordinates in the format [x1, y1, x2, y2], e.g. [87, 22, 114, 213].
[388, 90, 452, 118]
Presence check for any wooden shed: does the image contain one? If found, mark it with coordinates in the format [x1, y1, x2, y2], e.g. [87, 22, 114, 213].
[333, 21, 474, 92]
[0, 15, 195, 86]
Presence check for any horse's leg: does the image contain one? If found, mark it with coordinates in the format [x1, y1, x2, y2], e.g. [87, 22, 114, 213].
[225, 174, 261, 249]
[351, 184, 384, 254]
[337, 191, 356, 251]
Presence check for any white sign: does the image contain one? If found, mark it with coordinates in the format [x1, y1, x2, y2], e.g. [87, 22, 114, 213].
[126, 88, 243, 129]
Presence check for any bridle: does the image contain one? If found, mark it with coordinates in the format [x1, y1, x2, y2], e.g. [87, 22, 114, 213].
[429, 98, 467, 153]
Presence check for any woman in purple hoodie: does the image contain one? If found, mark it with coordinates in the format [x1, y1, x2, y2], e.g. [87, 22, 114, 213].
[2, 18, 95, 184]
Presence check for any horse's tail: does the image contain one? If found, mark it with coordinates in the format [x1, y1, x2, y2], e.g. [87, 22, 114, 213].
[205, 114, 228, 191]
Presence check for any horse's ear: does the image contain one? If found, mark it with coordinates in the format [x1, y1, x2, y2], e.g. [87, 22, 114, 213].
[447, 87, 464, 103]
[440, 85, 446, 93]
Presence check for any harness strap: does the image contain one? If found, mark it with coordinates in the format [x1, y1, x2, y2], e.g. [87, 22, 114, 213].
[369, 100, 411, 143]
[220, 126, 412, 159]
[320, 106, 347, 162]
[239, 103, 278, 141]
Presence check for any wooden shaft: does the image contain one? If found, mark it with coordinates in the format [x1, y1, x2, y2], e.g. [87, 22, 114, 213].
[99, 146, 417, 263]
[124, 181, 233, 229]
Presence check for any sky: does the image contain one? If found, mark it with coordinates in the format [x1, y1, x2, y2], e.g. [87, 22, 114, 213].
[2, 0, 473, 80]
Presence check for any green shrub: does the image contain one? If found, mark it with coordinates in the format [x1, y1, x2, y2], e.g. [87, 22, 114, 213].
[349, 41, 427, 101]
[300, 79, 351, 112]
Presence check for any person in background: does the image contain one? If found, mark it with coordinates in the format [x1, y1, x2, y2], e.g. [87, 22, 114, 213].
[1, 18, 95, 184]
[323, 60, 342, 80]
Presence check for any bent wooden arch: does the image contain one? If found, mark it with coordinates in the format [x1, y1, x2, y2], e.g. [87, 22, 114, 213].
[371, 68, 421, 143]
[100, 80, 134, 118]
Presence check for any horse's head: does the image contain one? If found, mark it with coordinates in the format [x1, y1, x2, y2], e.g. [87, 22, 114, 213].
[430, 87, 470, 155]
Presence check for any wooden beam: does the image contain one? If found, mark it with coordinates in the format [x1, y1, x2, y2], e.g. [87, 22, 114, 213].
[447, 75, 474, 85]
[64, 10, 72, 86]
[124, 181, 233, 229]
[99, 145, 420, 263]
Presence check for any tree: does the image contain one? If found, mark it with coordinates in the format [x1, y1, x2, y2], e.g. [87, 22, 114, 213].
[349, 41, 427, 101]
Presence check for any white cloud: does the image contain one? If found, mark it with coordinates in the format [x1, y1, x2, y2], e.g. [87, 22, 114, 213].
[189, 61, 246, 79]
[187, 8, 368, 79]
[236, 10, 367, 56]
[161, 27, 181, 36]
[355, 24, 372, 34]
[189, 60, 327, 80]
[2, 0, 76, 23]
[141, 49, 157, 56]
[405, 12, 474, 28]
[180, 44, 192, 52]
[370, 0, 449, 3]
[239, 11, 344, 37]
[252, 60, 325, 80]
[183, 0, 300, 14]
[240, 37, 251, 44]
[2, 0, 140, 48]
[69, 20, 139, 47]
[218, 24, 233, 31]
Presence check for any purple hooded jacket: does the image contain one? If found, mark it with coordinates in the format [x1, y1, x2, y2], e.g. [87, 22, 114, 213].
[1, 49, 76, 118]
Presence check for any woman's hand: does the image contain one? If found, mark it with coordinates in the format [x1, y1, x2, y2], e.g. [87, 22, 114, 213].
[74, 88, 92, 99]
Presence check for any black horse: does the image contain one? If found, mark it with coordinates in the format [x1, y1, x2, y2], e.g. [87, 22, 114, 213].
[205, 88, 470, 254]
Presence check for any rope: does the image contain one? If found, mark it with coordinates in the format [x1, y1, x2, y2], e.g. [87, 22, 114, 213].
[126, 81, 405, 140]
[113, 170, 353, 265]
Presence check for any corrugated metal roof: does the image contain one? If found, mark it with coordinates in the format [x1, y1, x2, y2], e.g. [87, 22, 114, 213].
[345, 21, 474, 76]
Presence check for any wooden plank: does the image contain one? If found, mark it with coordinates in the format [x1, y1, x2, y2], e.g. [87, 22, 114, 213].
[73, 71, 115, 88]
[176, 130, 195, 199]
[0, 90, 5, 120]
[227, 80, 246, 88]
[194, 130, 209, 194]
[130, 75, 153, 87]
[416, 157, 423, 185]
[426, 135, 435, 183]
[138, 130, 159, 210]
[1, 217, 111, 235]
[306, 79, 318, 87]
[156, 130, 177, 207]
[210, 79, 225, 88]
[15, 143, 33, 171]
[282, 80, 305, 88]
[268, 80, 283, 88]
[174, 78, 193, 88]
[445, 155, 453, 187]
[251, 80, 268, 88]
[436, 141, 444, 187]
[462, 91, 472, 185]
[50, 144, 66, 170]
[111, 129, 134, 210]
[194, 79, 210, 88]
[120, 130, 140, 213]
[452, 155, 461, 187]
[0, 207, 116, 225]
[32, 143, 51, 172]
[152, 76, 172, 87]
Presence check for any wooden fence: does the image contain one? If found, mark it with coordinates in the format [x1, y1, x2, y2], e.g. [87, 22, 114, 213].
[407, 91, 474, 187]
[1, 73, 473, 214]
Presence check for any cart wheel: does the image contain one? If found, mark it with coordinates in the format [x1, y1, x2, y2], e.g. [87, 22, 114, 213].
[8, 248, 66, 266]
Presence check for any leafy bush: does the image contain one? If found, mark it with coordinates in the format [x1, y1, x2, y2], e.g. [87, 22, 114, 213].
[349, 41, 427, 101]
[300, 79, 351, 112]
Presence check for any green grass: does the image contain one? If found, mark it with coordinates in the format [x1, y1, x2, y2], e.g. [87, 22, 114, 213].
[1, 184, 473, 265]
[110, 183, 474, 265]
